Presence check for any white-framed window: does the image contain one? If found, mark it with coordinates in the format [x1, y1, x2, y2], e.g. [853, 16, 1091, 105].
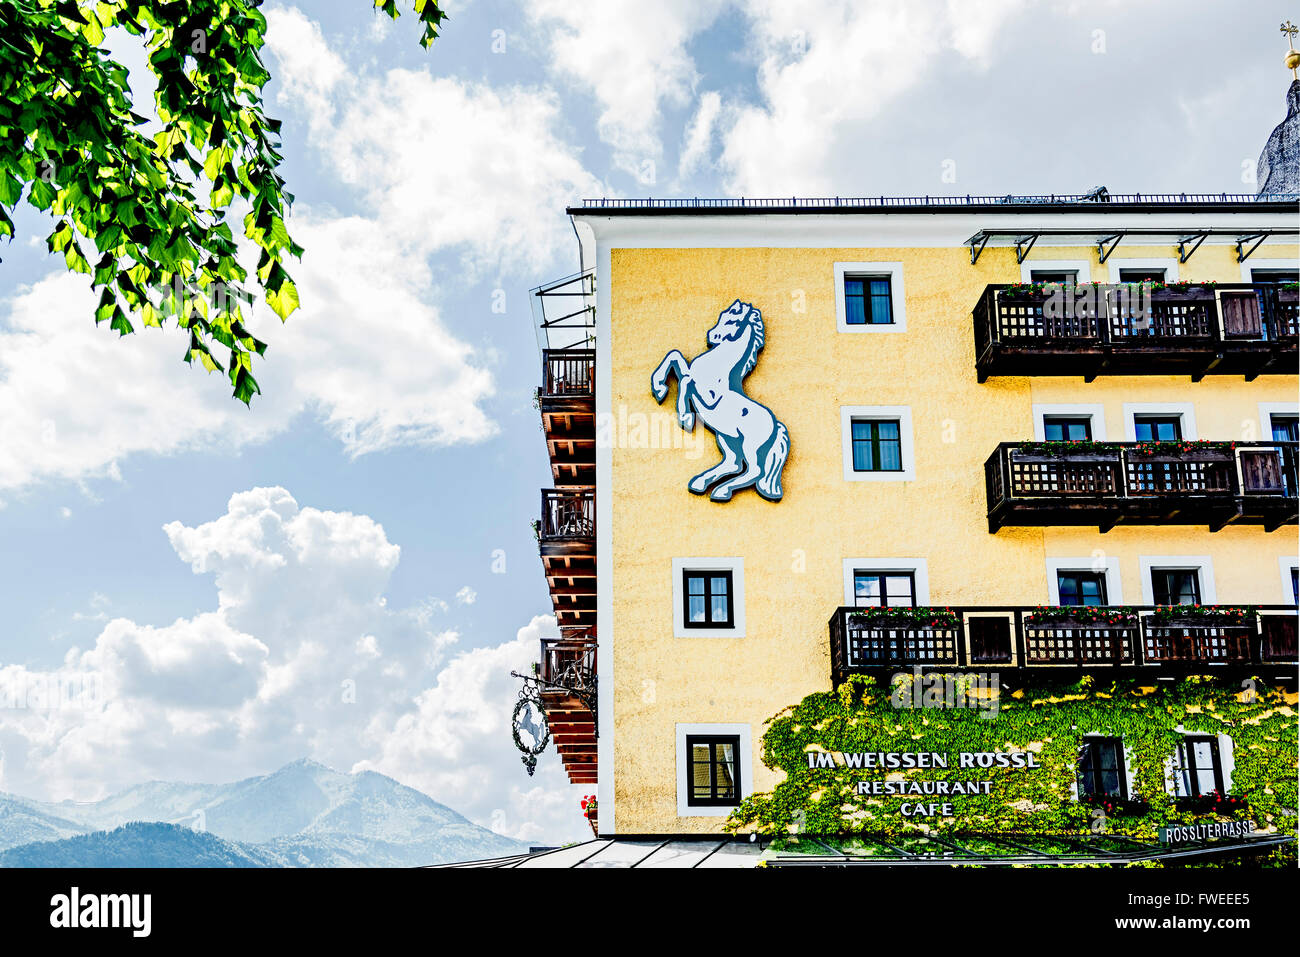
[1073, 734, 1136, 801]
[834, 261, 905, 333]
[1032, 403, 1108, 442]
[1105, 257, 1179, 284]
[1279, 556, 1299, 605]
[842, 558, 930, 606]
[1122, 403, 1198, 441]
[676, 723, 753, 817]
[671, 557, 744, 638]
[1046, 557, 1123, 605]
[840, 406, 915, 481]
[1019, 259, 1092, 284]
[1259, 402, 1299, 442]
[1139, 556, 1216, 605]
[1242, 258, 1300, 283]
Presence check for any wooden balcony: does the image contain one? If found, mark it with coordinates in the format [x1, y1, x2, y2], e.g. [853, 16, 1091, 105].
[539, 349, 595, 488]
[985, 441, 1298, 532]
[538, 489, 595, 631]
[973, 283, 1298, 381]
[536, 634, 597, 785]
[828, 605, 1298, 687]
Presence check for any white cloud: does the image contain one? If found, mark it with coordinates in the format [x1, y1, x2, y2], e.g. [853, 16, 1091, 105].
[677, 91, 723, 181]
[455, 586, 477, 606]
[720, 0, 1027, 194]
[0, 488, 583, 842]
[526, 0, 728, 178]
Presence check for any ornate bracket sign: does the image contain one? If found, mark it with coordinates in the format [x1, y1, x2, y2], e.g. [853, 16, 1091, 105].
[651, 299, 790, 502]
[511, 687, 550, 777]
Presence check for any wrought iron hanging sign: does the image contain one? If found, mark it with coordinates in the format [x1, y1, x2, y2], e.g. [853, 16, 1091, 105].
[651, 299, 790, 502]
[511, 686, 550, 777]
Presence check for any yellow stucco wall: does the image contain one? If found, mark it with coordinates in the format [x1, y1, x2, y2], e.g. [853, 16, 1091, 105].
[606, 242, 1299, 833]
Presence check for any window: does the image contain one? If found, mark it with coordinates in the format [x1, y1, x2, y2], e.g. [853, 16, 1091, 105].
[1292, 567, 1298, 606]
[835, 262, 905, 333]
[1271, 414, 1299, 443]
[1118, 268, 1167, 283]
[1133, 415, 1182, 441]
[851, 419, 902, 472]
[1043, 416, 1093, 442]
[1152, 569, 1201, 605]
[1171, 736, 1224, 798]
[685, 735, 741, 807]
[682, 570, 733, 629]
[1057, 572, 1107, 606]
[844, 276, 893, 325]
[1077, 737, 1127, 799]
[1030, 269, 1078, 285]
[1251, 268, 1300, 284]
[853, 571, 916, 608]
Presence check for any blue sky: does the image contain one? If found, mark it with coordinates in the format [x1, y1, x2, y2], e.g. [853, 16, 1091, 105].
[0, 0, 1295, 844]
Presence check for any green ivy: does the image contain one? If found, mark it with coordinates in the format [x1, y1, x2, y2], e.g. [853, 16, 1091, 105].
[727, 675, 1298, 848]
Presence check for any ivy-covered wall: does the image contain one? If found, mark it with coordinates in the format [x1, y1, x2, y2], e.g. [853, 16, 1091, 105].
[727, 675, 1298, 842]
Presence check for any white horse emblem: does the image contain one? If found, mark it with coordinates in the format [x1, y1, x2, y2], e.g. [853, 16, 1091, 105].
[651, 299, 790, 502]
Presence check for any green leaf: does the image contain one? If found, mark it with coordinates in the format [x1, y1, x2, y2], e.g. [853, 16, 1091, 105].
[265, 275, 299, 320]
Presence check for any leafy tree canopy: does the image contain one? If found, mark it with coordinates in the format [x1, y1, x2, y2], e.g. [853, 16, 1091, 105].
[0, 0, 445, 403]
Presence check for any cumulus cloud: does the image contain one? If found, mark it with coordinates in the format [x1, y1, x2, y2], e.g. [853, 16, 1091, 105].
[526, 0, 728, 179]
[720, 0, 1028, 194]
[0, 488, 584, 842]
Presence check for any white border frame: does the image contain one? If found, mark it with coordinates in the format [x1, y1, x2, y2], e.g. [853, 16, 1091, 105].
[841, 558, 931, 605]
[840, 406, 915, 482]
[1032, 403, 1108, 441]
[1046, 557, 1124, 605]
[1259, 402, 1299, 442]
[1139, 556, 1217, 605]
[1280, 556, 1299, 604]
[1241, 258, 1300, 282]
[672, 557, 745, 638]
[834, 261, 906, 333]
[1122, 402, 1198, 440]
[1105, 257, 1180, 283]
[1019, 258, 1092, 284]
[676, 722, 753, 818]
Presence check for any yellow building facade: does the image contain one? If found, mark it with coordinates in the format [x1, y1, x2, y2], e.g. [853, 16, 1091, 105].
[541, 196, 1299, 835]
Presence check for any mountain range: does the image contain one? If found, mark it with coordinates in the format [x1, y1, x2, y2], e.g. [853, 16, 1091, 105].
[0, 758, 525, 867]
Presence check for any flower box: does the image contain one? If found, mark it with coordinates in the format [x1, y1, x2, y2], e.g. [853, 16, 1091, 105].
[1148, 605, 1256, 627]
[847, 606, 961, 629]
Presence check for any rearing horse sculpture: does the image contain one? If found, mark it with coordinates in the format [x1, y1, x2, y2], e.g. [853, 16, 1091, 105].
[651, 299, 790, 502]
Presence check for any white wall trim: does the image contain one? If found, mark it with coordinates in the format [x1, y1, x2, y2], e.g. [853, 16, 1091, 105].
[834, 261, 906, 333]
[1046, 557, 1124, 605]
[1105, 257, 1180, 283]
[1032, 403, 1108, 441]
[672, 557, 745, 638]
[1122, 402, 1198, 440]
[676, 722, 753, 818]
[841, 558, 931, 605]
[593, 233, 614, 834]
[1259, 402, 1299, 442]
[1279, 556, 1299, 604]
[1241, 258, 1300, 282]
[840, 405, 915, 482]
[1138, 555, 1217, 604]
[1019, 258, 1093, 283]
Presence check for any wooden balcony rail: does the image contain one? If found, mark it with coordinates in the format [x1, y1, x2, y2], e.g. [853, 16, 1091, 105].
[539, 489, 595, 541]
[985, 441, 1298, 532]
[828, 605, 1298, 686]
[538, 634, 597, 685]
[542, 349, 595, 397]
[973, 283, 1297, 380]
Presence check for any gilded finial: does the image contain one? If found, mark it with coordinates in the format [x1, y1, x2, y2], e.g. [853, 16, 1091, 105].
[1282, 20, 1300, 79]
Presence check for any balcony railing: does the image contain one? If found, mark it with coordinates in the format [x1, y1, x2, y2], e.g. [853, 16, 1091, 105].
[538, 489, 595, 545]
[973, 283, 1298, 380]
[541, 348, 595, 398]
[828, 605, 1298, 685]
[985, 441, 1298, 532]
[538, 634, 597, 687]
